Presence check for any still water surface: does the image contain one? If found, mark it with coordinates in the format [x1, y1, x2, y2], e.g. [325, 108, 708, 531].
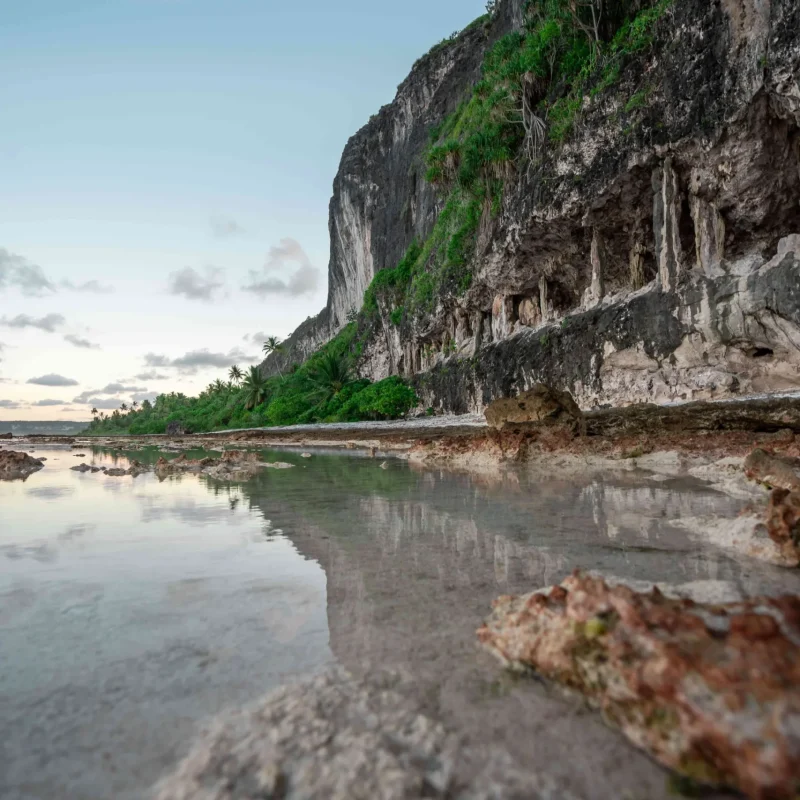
[2, 444, 798, 799]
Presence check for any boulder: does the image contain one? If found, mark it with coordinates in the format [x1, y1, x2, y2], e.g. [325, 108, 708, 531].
[0, 432, 12, 439]
[478, 571, 800, 799]
[484, 384, 585, 435]
[0, 450, 44, 480]
[744, 448, 800, 492]
[765, 488, 800, 565]
[166, 421, 188, 436]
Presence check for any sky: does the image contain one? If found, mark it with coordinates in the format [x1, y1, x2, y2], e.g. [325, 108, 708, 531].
[0, 0, 486, 421]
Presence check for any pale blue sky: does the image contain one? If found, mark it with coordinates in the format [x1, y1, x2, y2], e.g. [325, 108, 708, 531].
[0, 0, 486, 419]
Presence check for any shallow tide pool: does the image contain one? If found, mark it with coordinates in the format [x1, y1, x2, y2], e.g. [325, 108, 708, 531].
[2, 444, 798, 799]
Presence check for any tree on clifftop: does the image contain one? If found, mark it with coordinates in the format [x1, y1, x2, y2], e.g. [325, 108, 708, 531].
[262, 336, 284, 376]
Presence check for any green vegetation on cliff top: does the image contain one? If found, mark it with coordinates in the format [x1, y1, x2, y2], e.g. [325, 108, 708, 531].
[362, 0, 671, 328]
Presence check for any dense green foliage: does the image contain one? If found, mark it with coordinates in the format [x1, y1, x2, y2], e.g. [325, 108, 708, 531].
[361, 0, 671, 326]
[86, 327, 419, 435]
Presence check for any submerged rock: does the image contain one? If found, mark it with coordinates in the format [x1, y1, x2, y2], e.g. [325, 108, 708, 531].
[70, 463, 93, 473]
[477, 571, 800, 799]
[105, 468, 128, 477]
[154, 451, 289, 480]
[0, 450, 44, 480]
[155, 666, 574, 800]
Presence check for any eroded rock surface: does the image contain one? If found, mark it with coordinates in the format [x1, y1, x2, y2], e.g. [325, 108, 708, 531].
[0, 450, 44, 481]
[478, 571, 800, 799]
[154, 666, 574, 800]
[155, 451, 294, 480]
[484, 385, 584, 434]
[744, 448, 800, 491]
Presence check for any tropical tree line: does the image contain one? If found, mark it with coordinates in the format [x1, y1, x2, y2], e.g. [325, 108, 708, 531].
[86, 333, 419, 435]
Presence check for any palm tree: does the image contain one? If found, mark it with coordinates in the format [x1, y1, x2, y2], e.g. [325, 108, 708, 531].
[307, 351, 354, 403]
[131, 400, 139, 410]
[229, 364, 243, 384]
[120, 402, 128, 412]
[242, 365, 270, 410]
[213, 378, 227, 393]
[262, 336, 284, 376]
[91, 407, 98, 417]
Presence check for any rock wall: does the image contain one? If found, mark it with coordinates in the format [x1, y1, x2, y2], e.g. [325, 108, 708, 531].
[265, 0, 800, 412]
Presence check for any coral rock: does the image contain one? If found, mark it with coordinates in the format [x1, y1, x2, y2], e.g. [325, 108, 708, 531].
[477, 571, 800, 799]
[0, 450, 44, 480]
[484, 384, 585, 434]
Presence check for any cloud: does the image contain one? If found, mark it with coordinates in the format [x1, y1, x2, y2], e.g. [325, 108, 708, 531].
[0, 249, 55, 297]
[241, 238, 320, 297]
[210, 216, 245, 238]
[64, 334, 100, 349]
[1, 313, 65, 333]
[81, 397, 122, 410]
[99, 382, 146, 393]
[244, 331, 269, 346]
[61, 279, 114, 294]
[72, 383, 146, 404]
[0, 399, 22, 409]
[144, 353, 171, 367]
[32, 399, 66, 407]
[143, 347, 258, 375]
[168, 266, 225, 302]
[134, 371, 169, 381]
[27, 374, 79, 387]
[131, 391, 158, 404]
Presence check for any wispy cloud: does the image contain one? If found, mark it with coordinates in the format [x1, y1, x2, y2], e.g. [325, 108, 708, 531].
[80, 397, 122, 410]
[0, 249, 55, 297]
[143, 347, 257, 375]
[210, 216, 245, 238]
[168, 266, 225, 302]
[27, 374, 79, 387]
[0, 399, 22, 409]
[32, 399, 66, 407]
[61, 279, 114, 294]
[99, 382, 146, 394]
[134, 371, 169, 381]
[72, 383, 146, 404]
[64, 334, 100, 349]
[244, 331, 269, 346]
[241, 238, 320, 297]
[0, 313, 65, 333]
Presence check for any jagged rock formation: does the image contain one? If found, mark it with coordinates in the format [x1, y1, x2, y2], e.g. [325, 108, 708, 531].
[0, 449, 44, 481]
[263, 0, 800, 414]
[478, 571, 800, 799]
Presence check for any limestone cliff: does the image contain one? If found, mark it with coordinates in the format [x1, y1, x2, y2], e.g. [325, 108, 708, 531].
[263, 0, 800, 413]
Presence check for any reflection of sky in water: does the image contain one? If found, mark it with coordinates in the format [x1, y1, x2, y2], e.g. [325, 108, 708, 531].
[0, 446, 331, 800]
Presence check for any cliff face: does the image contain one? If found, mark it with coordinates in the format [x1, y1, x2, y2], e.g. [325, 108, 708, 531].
[265, 0, 800, 412]
[263, 6, 521, 374]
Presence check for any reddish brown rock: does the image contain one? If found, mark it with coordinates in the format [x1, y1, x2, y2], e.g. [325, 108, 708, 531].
[744, 448, 800, 492]
[765, 488, 800, 565]
[477, 571, 800, 799]
[0, 449, 44, 480]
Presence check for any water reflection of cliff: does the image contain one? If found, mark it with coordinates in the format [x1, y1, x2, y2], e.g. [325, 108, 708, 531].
[191, 454, 793, 669]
